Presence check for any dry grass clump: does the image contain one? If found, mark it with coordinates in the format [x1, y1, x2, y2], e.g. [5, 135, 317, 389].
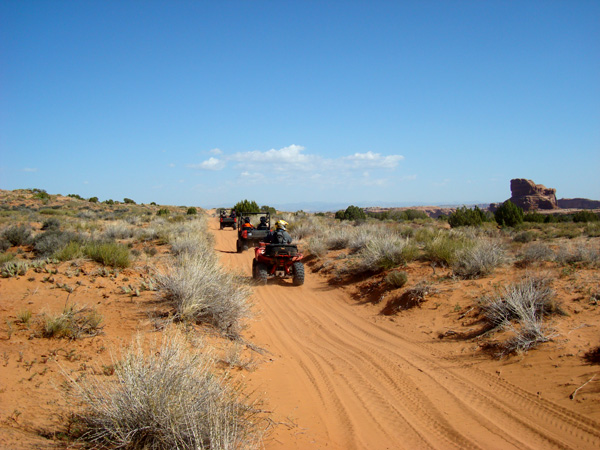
[385, 270, 408, 288]
[452, 238, 507, 279]
[156, 252, 251, 338]
[42, 303, 104, 339]
[518, 242, 555, 266]
[352, 235, 418, 273]
[554, 242, 599, 267]
[480, 276, 564, 355]
[103, 221, 136, 240]
[68, 329, 262, 449]
[423, 231, 473, 266]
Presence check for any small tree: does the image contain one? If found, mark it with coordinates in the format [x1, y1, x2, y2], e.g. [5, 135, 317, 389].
[494, 200, 524, 227]
[88, 197, 99, 203]
[336, 205, 366, 221]
[187, 207, 198, 215]
[261, 205, 277, 215]
[123, 198, 136, 204]
[448, 206, 488, 228]
[232, 199, 260, 213]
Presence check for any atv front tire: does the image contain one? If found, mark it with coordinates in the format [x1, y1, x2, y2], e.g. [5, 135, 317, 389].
[292, 262, 305, 286]
[236, 240, 242, 253]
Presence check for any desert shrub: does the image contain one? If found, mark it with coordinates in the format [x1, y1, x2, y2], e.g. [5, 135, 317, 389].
[55, 241, 85, 261]
[519, 243, 554, 265]
[123, 198, 136, 204]
[232, 199, 260, 213]
[513, 231, 535, 243]
[69, 329, 261, 449]
[103, 221, 135, 240]
[385, 270, 408, 288]
[448, 206, 488, 228]
[41, 217, 61, 230]
[335, 205, 366, 221]
[260, 205, 277, 215]
[352, 235, 418, 273]
[43, 303, 103, 339]
[2, 224, 32, 246]
[88, 196, 99, 203]
[305, 235, 328, 257]
[0, 239, 11, 252]
[0, 252, 15, 264]
[68, 193, 84, 200]
[480, 276, 563, 354]
[186, 207, 198, 215]
[452, 238, 506, 278]
[104, 199, 115, 205]
[84, 242, 130, 268]
[347, 224, 386, 252]
[554, 243, 599, 267]
[32, 189, 50, 201]
[157, 208, 170, 217]
[423, 231, 473, 266]
[524, 212, 546, 223]
[573, 210, 599, 223]
[156, 252, 251, 337]
[494, 201, 524, 227]
[585, 223, 600, 237]
[34, 230, 82, 258]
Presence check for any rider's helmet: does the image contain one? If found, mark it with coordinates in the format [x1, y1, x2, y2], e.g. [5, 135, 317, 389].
[275, 220, 288, 230]
[259, 216, 267, 223]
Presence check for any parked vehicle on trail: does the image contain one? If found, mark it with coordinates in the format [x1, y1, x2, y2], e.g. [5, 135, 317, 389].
[236, 212, 271, 252]
[218, 209, 237, 230]
[252, 242, 304, 286]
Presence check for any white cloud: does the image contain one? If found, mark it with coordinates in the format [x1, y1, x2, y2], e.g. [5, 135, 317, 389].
[169, 163, 175, 168]
[230, 145, 318, 171]
[210, 148, 223, 155]
[343, 151, 404, 169]
[188, 157, 226, 171]
[23, 167, 38, 172]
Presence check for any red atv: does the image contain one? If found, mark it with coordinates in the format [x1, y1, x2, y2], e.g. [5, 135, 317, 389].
[252, 242, 305, 286]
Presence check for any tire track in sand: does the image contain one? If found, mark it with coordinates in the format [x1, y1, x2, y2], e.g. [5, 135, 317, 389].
[211, 222, 600, 450]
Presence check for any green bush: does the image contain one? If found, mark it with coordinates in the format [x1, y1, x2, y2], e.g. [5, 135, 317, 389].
[260, 205, 277, 215]
[524, 212, 546, 223]
[123, 198, 136, 204]
[157, 208, 170, 217]
[104, 199, 115, 205]
[573, 210, 599, 223]
[2, 225, 33, 246]
[84, 242, 130, 268]
[88, 196, 99, 203]
[385, 271, 408, 288]
[494, 201, 524, 227]
[34, 230, 82, 258]
[336, 205, 366, 221]
[186, 207, 198, 215]
[448, 206, 488, 228]
[232, 199, 260, 213]
[41, 218, 61, 230]
[68, 193, 84, 200]
[32, 189, 50, 201]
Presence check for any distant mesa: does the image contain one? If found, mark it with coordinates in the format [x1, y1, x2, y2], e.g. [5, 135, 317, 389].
[508, 178, 558, 211]
[557, 198, 600, 210]
[503, 178, 599, 212]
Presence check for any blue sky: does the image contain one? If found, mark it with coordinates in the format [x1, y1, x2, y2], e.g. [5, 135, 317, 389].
[1, 1, 598, 210]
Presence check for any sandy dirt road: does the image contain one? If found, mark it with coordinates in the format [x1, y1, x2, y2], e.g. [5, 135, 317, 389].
[211, 222, 600, 450]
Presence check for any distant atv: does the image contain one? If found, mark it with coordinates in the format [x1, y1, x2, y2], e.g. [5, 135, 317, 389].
[252, 242, 304, 286]
[236, 212, 271, 252]
[218, 209, 237, 230]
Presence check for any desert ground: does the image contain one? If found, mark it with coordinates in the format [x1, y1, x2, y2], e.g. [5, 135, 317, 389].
[0, 190, 599, 449]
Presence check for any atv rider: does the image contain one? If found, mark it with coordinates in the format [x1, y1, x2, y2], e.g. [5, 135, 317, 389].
[242, 217, 254, 229]
[257, 216, 269, 230]
[264, 220, 292, 244]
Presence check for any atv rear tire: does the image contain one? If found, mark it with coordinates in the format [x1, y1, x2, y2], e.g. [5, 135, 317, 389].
[236, 240, 241, 253]
[292, 262, 305, 286]
[256, 263, 268, 285]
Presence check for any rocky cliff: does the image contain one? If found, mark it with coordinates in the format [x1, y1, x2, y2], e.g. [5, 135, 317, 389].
[509, 179, 558, 211]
